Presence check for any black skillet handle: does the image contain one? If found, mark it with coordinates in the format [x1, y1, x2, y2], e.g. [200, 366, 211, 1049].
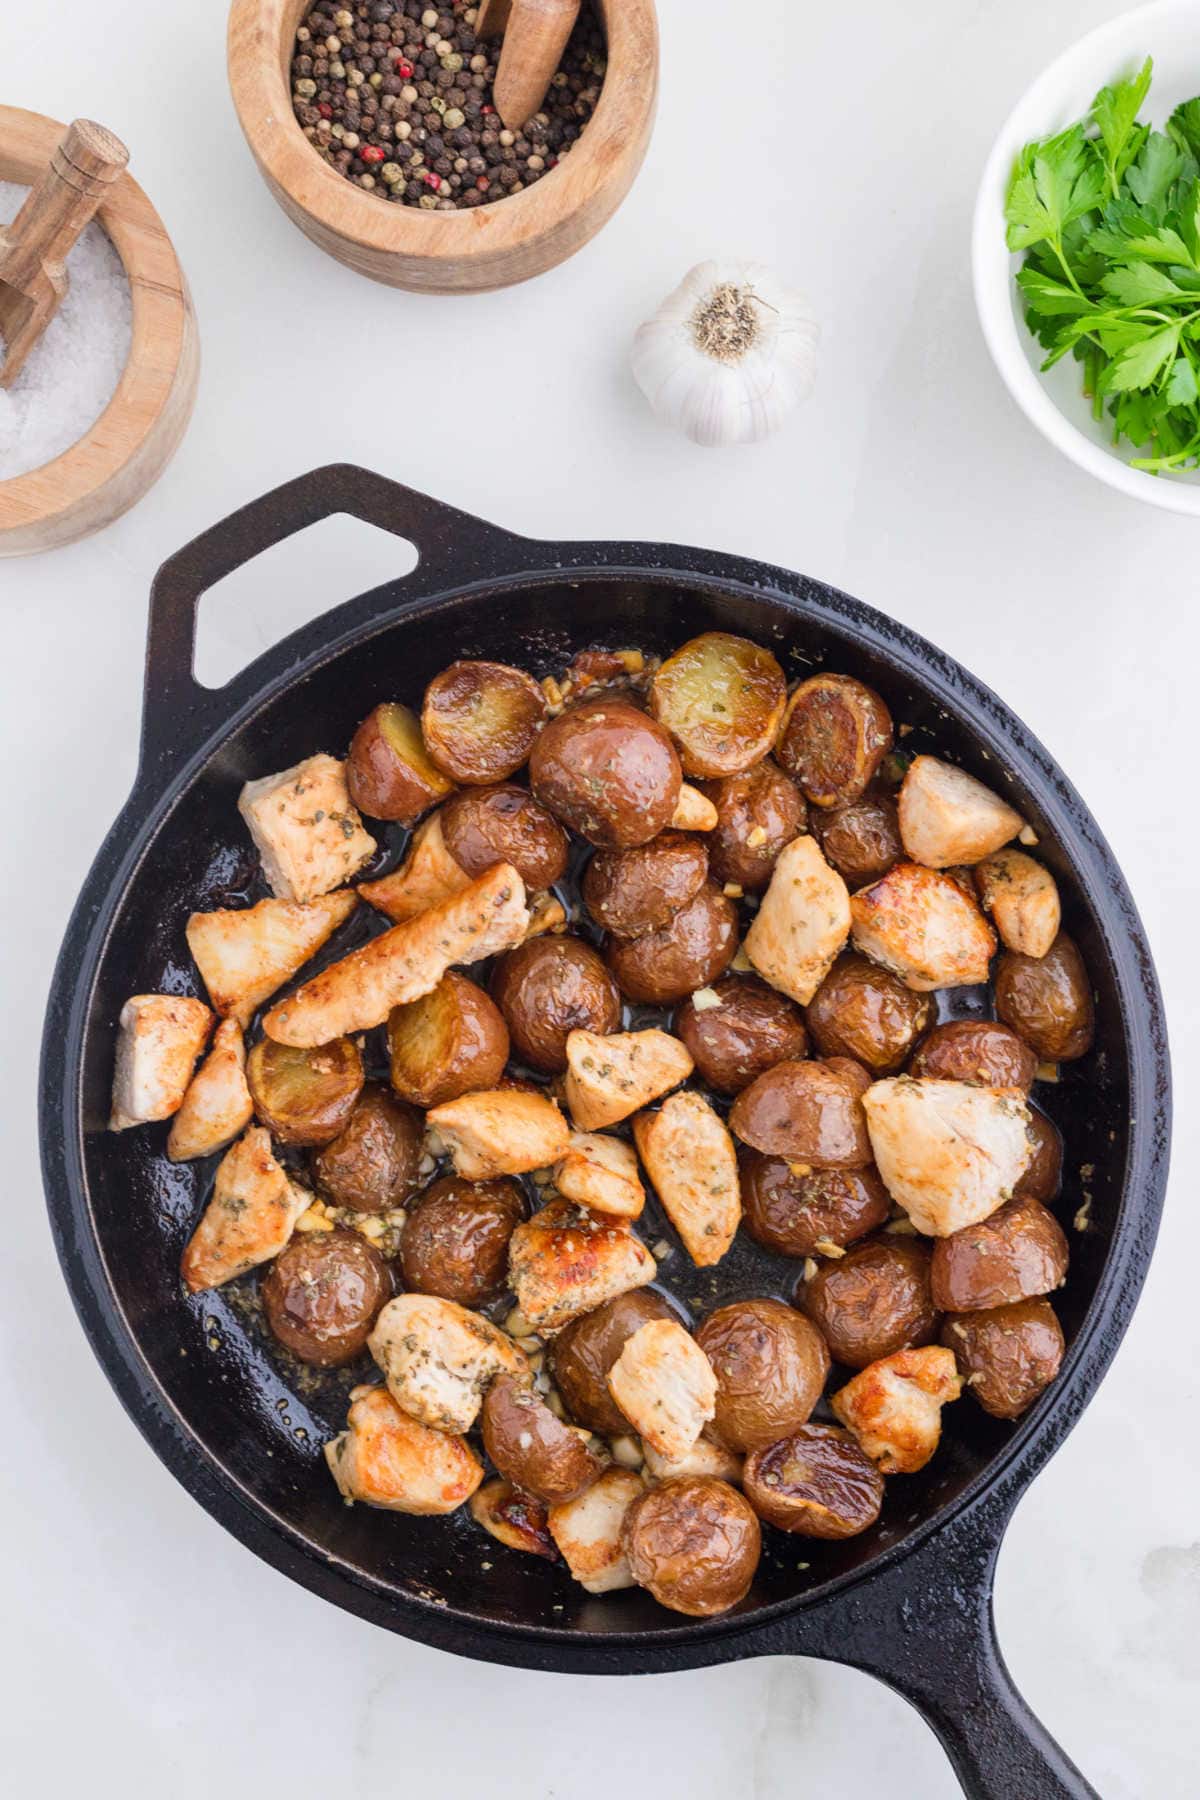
[139, 464, 529, 783]
[788, 1489, 1100, 1799]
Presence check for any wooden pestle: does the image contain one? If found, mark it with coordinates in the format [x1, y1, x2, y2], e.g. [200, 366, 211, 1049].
[492, 0, 582, 133]
[474, 0, 514, 35]
[0, 118, 129, 387]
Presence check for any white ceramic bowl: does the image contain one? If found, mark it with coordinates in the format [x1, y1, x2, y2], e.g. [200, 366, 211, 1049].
[973, 0, 1200, 515]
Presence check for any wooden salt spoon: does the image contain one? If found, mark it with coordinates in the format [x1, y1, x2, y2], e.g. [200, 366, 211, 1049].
[0, 117, 128, 388]
[486, 0, 582, 134]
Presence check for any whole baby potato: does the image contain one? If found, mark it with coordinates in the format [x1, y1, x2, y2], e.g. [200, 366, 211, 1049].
[549, 1288, 679, 1434]
[798, 1237, 940, 1369]
[623, 1477, 761, 1617]
[931, 1198, 1068, 1313]
[909, 1019, 1038, 1092]
[743, 1424, 884, 1538]
[994, 933, 1094, 1062]
[695, 1299, 830, 1451]
[261, 1228, 391, 1367]
[741, 1159, 891, 1257]
[605, 882, 738, 1005]
[530, 698, 682, 848]
[942, 1299, 1064, 1419]
[440, 783, 569, 891]
[675, 975, 809, 1095]
[705, 759, 807, 892]
[481, 1373, 607, 1504]
[398, 1176, 528, 1306]
[806, 954, 932, 1075]
[808, 787, 903, 887]
[728, 1058, 872, 1168]
[491, 936, 621, 1073]
[1015, 1108, 1063, 1201]
[310, 1083, 424, 1213]
[582, 832, 709, 939]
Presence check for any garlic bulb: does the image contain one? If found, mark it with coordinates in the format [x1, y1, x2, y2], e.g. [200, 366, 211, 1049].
[631, 260, 819, 448]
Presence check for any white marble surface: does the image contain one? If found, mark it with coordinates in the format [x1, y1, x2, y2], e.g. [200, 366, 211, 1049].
[2, 1, 1197, 1794]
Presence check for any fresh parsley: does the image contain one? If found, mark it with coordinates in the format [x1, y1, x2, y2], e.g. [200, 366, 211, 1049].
[1005, 56, 1200, 473]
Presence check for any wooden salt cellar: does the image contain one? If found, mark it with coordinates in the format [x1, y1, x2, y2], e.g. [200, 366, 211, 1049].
[227, 0, 659, 293]
[0, 106, 199, 558]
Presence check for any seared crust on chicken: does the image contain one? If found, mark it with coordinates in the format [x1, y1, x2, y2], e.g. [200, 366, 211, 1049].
[744, 835, 851, 1005]
[167, 1019, 253, 1161]
[186, 890, 357, 1027]
[427, 1088, 571, 1179]
[831, 1346, 962, 1474]
[357, 812, 471, 923]
[367, 1293, 527, 1433]
[262, 863, 529, 1045]
[325, 1385, 483, 1513]
[632, 1093, 740, 1266]
[563, 1028, 694, 1131]
[238, 754, 376, 902]
[862, 1076, 1032, 1236]
[849, 862, 997, 991]
[180, 1126, 308, 1292]
[110, 994, 213, 1131]
[507, 1197, 657, 1332]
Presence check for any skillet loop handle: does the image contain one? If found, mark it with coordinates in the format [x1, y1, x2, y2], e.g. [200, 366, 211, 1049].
[139, 464, 526, 782]
[803, 1494, 1100, 1800]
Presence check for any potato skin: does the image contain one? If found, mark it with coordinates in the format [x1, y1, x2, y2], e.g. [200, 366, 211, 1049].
[776, 674, 894, 808]
[650, 633, 787, 778]
[481, 1373, 606, 1504]
[695, 1299, 830, 1452]
[931, 1198, 1068, 1312]
[743, 1424, 884, 1538]
[942, 1299, 1064, 1418]
[346, 701, 454, 824]
[421, 660, 549, 784]
[310, 1083, 424, 1213]
[398, 1176, 527, 1306]
[806, 954, 932, 1075]
[1015, 1108, 1063, 1201]
[605, 882, 738, 1006]
[246, 1036, 364, 1146]
[261, 1228, 391, 1366]
[624, 1477, 761, 1617]
[808, 787, 902, 887]
[582, 832, 709, 939]
[704, 760, 807, 892]
[440, 783, 568, 890]
[741, 1158, 891, 1257]
[728, 1059, 872, 1168]
[530, 698, 682, 849]
[470, 1478, 557, 1558]
[387, 972, 510, 1108]
[491, 936, 621, 1074]
[798, 1237, 940, 1369]
[995, 933, 1095, 1062]
[909, 1019, 1038, 1092]
[675, 975, 809, 1096]
[549, 1288, 679, 1434]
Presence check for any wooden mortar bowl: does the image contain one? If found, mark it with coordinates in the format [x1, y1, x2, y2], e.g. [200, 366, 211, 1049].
[227, 0, 658, 292]
[0, 107, 199, 558]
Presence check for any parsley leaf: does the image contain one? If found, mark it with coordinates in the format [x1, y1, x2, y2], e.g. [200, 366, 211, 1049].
[1091, 56, 1153, 192]
[1098, 323, 1181, 393]
[1005, 126, 1106, 254]
[1125, 130, 1185, 208]
[1168, 97, 1200, 161]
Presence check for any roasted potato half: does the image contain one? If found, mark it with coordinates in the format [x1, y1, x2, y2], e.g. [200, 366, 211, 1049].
[1016, 1108, 1063, 1202]
[743, 1424, 884, 1538]
[491, 935, 621, 1073]
[931, 1197, 1069, 1313]
[695, 1299, 829, 1452]
[346, 701, 455, 823]
[808, 787, 902, 887]
[729, 1058, 872, 1168]
[806, 953, 932, 1075]
[482, 1374, 607, 1505]
[798, 1236, 940, 1370]
[942, 1300, 1064, 1419]
[741, 1159, 891, 1257]
[549, 1288, 680, 1434]
[386, 972, 510, 1108]
[776, 674, 894, 808]
[470, 1478, 557, 1558]
[246, 1035, 364, 1146]
[649, 632, 787, 778]
[908, 1019, 1037, 1092]
[421, 660, 549, 784]
[399, 1175, 527, 1307]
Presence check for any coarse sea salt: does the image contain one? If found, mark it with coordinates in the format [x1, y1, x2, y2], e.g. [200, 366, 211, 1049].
[0, 180, 132, 482]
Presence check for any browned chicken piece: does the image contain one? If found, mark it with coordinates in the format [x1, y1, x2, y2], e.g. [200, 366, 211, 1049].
[507, 1197, 657, 1333]
[849, 862, 997, 991]
[357, 812, 470, 922]
[325, 1385, 483, 1513]
[548, 1467, 645, 1593]
[186, 889, 357, 1027]
[180, 1127, 309, 1292]
[607, 1319, 719, 1462]
[367, 1293, 527, 1433]
[641, 1436, 744, 1484]
[632, 1093, 741, 1266]
[238, 754, 376, 902]
[110, 994, 213, 1131]
[563, 1027, 694, 1131]
[555, 1132, 646, 1220]
[898, 755, 1023, 869]
[743, 835, 851, 1005]
[427, 1088, 571, 1179]
[862, 1076, 1032, 1236]
[262, 863, 529, 1046]
[974, 849, 1061, 959]
[167, 1019, 253, 1161]
[832, 1346, 962, 1474]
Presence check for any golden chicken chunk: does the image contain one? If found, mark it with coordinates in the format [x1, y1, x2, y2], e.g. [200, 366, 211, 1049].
[555, 1132, 646, 1219]
[167, 1019, 253, 1162]
[427, 1088, 570, 1180]
[548, 1467, 645, 1593]
[849, 862, 997, 991]
[831, 1346, 962, 1474]
[367, 1293, 527, 1434]
[862, 1076, 1032, 1236]
[357, 812, 471, 923]
[607, 1320, 718, 1463]
[743, 835, 851, 1006]
[238, 754, 376, 902]
[974, 849, 1061, 960]
[325, 1385, 483, 1514]
[898, 755, 1023, 869]
[110, 994, 213, 1131]
[186, 889, 357, 1027]
[180, 1127, 309, 1293]
[507, 1198, 657, 1332]
[632, 1092, 741, 1267]
[563, 1027, 694, 1131]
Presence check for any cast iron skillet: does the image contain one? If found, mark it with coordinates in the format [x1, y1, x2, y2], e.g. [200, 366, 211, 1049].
[40, 466, 1169, 1800]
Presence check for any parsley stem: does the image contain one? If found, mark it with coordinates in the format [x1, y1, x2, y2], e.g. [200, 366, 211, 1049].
[1049, 236, 1088, 300]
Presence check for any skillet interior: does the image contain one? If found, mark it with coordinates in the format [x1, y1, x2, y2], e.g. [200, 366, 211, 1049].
[72, 572, 1133, 1641]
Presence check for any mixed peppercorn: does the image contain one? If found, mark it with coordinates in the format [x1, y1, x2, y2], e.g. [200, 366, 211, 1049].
[290, 2, 605, 210]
